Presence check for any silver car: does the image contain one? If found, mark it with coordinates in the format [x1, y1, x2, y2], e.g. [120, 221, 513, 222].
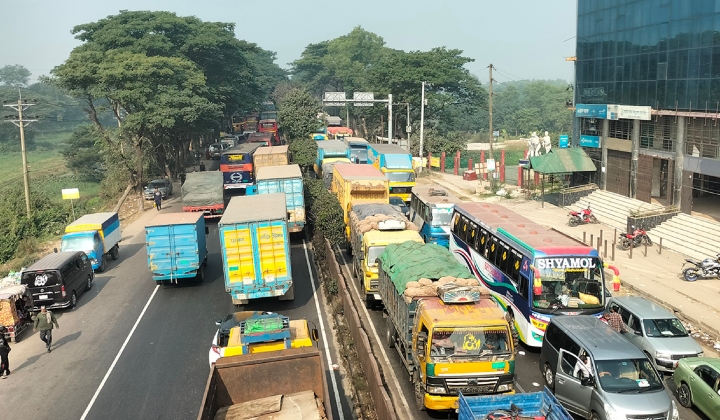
[606, 296, 703, 373]
[143, 179, 172, 200]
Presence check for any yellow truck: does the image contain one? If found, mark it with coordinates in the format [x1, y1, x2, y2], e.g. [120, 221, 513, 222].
[332, 163, 388, 229]
[378, 241, 516, 412]
[348, 203, 423, 308]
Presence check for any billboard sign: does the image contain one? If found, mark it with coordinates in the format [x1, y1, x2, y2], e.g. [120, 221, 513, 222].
[559, 135, 569, 148]
[579, 135, 601, 148]
[575, 104, 607, 119]
[607, 105, 651, 121]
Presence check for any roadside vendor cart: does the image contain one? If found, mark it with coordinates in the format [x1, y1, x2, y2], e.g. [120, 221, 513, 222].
[0, 284, 32, 342]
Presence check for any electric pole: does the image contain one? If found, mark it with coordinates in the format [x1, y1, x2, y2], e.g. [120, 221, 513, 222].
[419, 81, 426, 172]
[3, 92, 37, 216]
[488, 64, 495, 161]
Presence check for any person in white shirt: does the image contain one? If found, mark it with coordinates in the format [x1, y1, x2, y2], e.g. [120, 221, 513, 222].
[574, 353, 594, 379]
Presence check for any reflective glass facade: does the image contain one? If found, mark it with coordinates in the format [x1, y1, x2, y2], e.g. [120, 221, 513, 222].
[577, 0, 720, 110]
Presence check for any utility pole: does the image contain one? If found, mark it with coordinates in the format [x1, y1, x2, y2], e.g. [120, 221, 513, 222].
[488, 64, 495, 161]
[419, 81, 426, 172]
[3, 92, 37, 216]
[388, 93, 393, 144]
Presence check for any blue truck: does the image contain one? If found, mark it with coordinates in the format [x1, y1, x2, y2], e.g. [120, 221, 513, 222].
[144, 212, 208, 285]
[255, 164, 305, 233]
[61, 212, 122, 272]
[314, 140, 351, 188]
[218, 194, 293, 306]
[367, 144, 416, 202]
[458, 388, 572, 420]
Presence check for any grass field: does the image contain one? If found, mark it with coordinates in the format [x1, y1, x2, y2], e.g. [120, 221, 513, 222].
[0, 130, 72, 192]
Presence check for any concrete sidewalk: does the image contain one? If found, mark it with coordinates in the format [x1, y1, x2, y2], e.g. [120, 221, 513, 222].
[419, 171, 720, 354]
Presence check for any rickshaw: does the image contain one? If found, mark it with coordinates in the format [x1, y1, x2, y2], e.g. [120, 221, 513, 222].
[0, 284, 32, 343]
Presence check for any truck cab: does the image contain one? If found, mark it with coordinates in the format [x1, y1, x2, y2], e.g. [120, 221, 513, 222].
[60, 212, 121, 272]
[61, 231, 105, 270]
[368, 144, 416, 202]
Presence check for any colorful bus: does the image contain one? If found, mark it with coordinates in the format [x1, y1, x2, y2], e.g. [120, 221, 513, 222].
[408, 186, 460, 248]
[449, 201, 619, 348]
[220, 143, 264, 192]
[258, 119, 279, 143]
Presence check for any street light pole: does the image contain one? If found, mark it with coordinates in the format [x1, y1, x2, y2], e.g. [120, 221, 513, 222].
[419, 81, 426, 172]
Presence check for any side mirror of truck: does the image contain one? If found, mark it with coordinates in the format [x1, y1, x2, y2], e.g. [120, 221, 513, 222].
[205, 227, 209, 235]
[215, 320, 223, 327]
[311, 329, 319, 342]
[416, 332, 428, 356]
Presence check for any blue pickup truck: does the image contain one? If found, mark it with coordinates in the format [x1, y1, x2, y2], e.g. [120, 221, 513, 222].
[145, 212, 208, 285]
[458, 388, 572, 420]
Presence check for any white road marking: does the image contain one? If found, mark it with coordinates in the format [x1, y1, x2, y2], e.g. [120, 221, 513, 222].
[302, 240, 345, 420]
[80, 285, 160, 420]
[334, 245, 411, 418]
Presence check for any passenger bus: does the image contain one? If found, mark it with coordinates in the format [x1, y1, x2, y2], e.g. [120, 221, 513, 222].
[449, 202, 618, 348]
[220, 143, 263, 192]
[341, 136, 369, 164]
[408, 186, 460, 248]
[258, 119, 279, 142]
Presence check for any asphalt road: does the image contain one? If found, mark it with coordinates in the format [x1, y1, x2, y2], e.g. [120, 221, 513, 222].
[0, 187, 351, 420]
[334, 246, 710, 420]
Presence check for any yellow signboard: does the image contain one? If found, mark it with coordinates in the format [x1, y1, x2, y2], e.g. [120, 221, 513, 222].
[62, 188, 80, 200]
[430, 157, 441, 168]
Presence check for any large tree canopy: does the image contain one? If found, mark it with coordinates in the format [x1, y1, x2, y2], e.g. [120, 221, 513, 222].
[50, 10, 286, 187]
[0, 65, 31, 87]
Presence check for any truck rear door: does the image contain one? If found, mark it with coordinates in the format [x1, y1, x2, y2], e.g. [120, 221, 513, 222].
[257, 221, 289, 282]
[147, 224, 199, 276]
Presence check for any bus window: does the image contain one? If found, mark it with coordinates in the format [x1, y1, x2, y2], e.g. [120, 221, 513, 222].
[487, 235, 498, 264]
[477, 228, 488, 255]
[468, 221, 478, 249]
[506, 250, 522, 283]
[517, 275, 529, 301]
[460, 216, 470, 243]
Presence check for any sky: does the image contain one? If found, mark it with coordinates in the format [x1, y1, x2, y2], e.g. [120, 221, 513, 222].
[0, 0, 577, 85]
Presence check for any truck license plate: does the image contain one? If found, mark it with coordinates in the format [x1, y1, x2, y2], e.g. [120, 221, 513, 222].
[39, 294, 48, 300]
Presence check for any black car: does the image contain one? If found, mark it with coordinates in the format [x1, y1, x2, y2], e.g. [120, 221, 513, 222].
[389, 196, 410, 218]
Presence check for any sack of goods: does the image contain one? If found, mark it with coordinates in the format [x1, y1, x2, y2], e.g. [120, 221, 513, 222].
[403, 276, 481, 299]
[349, 204, 419, 234]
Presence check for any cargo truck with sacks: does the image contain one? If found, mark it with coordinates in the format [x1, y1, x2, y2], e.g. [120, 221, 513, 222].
[347, 203, 423, 308]
[378, 241, 516, 412]
[332, 163, 389, 232]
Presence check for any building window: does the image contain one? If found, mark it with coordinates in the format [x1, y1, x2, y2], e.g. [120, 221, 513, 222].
[609, 119, 633, 140]
[685, 118, 720, 159]
[640, 117, 676, 151]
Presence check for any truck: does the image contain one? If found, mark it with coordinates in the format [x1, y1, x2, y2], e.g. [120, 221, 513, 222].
[256, 164, 305, 233]
[60, 212, 121, 272]
[332, 163, 388, 229]
[458, 388, 572, 420]
[368, 143, 416, 202]
[378, 241, 516, 412]
[348, 203, 423, 308]
[342, 136, 370, 164]
[144, 212, 208, 285]
[252, 145, 289, 177]
[198, 347, 330, 420]
[181, 171, 224, 219]
[218, 194, 293, 305]
[314, 140, 351, 188]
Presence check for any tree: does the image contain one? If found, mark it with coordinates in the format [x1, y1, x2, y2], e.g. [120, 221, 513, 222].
[278, 88, 321, 141]
[0, 65, 31, 87]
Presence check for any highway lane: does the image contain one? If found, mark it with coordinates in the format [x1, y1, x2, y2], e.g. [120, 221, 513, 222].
[334, 246, 709, 420]
[0, 192, 351, 420]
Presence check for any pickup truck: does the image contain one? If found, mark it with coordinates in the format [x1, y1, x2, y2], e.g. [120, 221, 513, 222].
[198, 347, 331, 420]
[144, 212, 208, 285]
[218, 194, 293, 305]
[458, 388, 572, 420]
[60, 212, 121, 272]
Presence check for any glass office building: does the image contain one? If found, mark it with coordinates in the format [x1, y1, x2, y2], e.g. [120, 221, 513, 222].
[575, 0, 720, 212]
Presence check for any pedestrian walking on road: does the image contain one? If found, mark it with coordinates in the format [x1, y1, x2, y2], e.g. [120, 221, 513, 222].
[179, 173, 186, 186]
[0, 327, 11, 378]
[605, 306, 626, 333]
[153, 187, 163, 211]
[33, 306, 59, 353]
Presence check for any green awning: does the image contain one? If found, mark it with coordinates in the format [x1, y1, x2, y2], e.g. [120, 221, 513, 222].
[528, 148, 597, 174]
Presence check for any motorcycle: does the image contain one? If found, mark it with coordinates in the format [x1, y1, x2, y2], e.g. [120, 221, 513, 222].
[619, 225, 652, 250]
[568, 204, 598, 226]
[682, 254, 720, 282]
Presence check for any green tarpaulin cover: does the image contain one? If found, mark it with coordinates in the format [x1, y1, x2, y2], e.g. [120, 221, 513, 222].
[378, 241, 476, 294]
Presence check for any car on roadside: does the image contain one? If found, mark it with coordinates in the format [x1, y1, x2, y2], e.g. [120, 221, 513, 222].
[606, 296, 703, 373]
[389, 196, 410, 219]
[208, 142, 230, 160]
[673, 357, 720, 418]
[143, 178, 172, 200]
[208, 311, 318, 367]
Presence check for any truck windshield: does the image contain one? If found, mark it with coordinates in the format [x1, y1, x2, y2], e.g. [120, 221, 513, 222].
[430, 328, 511, 361]
[385, 171, 415, 182]
[61, 236, 95, 253]
[366, 246, 386, 267]
[350, 147, 368, 163]
[430, 207, 454, 226]
[595, 359, 664, 394]
[532, 257, 604, 313]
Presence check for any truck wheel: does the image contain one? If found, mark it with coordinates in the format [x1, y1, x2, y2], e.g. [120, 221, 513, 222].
[413, 370, 426, 411]
[110, 245, 119, 260]
[279, 285, 295, 301]
[99, 256, 107, 273]
[365, 296, 373, 310]
[385, 318, 396, 349]
[345, 241, 352, 256]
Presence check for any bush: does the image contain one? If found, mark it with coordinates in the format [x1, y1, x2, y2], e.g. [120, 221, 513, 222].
[289, 137, 318, 169]
[303, 176, 345, 246]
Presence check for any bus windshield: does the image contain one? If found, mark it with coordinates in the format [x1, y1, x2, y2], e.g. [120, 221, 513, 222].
[430, 328, 511, 361]
[385, 171, 415, 182]
[533, 256, 604, 312]
[430, 207, 454, 226]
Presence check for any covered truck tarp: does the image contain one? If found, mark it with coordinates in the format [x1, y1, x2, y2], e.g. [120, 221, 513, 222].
[351, 203, 406, 221]
[378, 241, 475, 294]
[182, 172, 224, 207]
